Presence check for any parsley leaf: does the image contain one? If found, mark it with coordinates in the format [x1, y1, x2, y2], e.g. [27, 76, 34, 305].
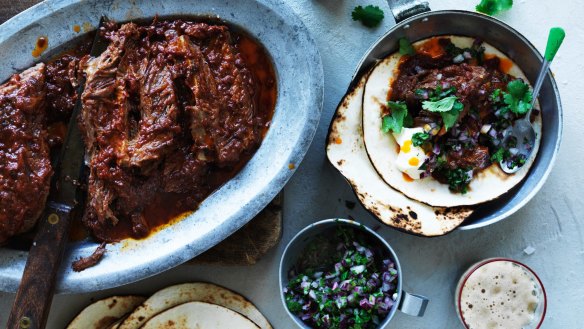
[381, 101, 411, 134]
[502, 79, 533, 116]
[352, 5, 385, 28]
[476, 0, 513, 16]
[412, 132, 431, 147]
[399, 38, 415, 55]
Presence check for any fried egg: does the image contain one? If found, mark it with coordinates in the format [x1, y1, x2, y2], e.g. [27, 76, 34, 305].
[393, 127, 428, 180]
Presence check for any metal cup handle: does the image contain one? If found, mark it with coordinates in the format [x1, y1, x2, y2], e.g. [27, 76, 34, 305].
[387, 0, 431, 23]
[398, 291, 429, 317]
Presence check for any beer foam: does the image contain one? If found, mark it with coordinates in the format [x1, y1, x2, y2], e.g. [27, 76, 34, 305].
[460, 261, 540, 329]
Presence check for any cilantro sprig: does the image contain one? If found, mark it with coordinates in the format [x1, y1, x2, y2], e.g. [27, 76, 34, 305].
[490, 79, 533, 116]
[503, 79, 533, 115]
[381, 101, 413, 134]
[352, 5, 385, 28]
[476, 0, 513, 16]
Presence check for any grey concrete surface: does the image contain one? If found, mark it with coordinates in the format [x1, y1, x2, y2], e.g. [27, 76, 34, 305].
[1, 0, 583, 328]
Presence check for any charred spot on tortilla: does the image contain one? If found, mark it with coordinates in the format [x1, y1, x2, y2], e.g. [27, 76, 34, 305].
[362, 36, 541, 208]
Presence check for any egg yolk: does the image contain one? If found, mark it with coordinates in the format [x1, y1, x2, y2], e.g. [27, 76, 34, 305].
[402, 140, 412, 153]
[408, 157, 419, 166]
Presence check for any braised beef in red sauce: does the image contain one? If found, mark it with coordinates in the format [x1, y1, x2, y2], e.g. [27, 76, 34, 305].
[388, 38, 532, 193]
[0, 64, 51, 244]
[0, 19, 276, 245]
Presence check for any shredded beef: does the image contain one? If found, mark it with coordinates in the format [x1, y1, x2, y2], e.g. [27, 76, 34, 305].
[72, 242, 106, 272]
[79, 21, 259, 241]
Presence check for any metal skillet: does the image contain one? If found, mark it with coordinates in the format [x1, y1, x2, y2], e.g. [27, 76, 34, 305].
[346, 0, 562, 230]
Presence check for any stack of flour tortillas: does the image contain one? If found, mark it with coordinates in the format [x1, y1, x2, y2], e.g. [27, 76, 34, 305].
[66, 282, 271, 329]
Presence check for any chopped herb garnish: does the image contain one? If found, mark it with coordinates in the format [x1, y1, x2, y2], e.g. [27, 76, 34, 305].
[502, 79, 533, 116]
[381, 101, 411, 134]
[412, 132, 431, 147]
[476, 0, 513, 16]
[399, 37, 415, 56]
[352, 5, 385, 28]
[445, 168, 472, 194]
[490, 147, 508, 163]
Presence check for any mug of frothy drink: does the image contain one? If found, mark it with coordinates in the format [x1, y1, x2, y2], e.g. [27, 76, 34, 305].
[455, 258, 547, 329]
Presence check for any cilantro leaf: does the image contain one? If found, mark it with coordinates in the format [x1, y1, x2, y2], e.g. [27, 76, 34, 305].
[352, 5, 385, 28]
[502, 79, 533, 115]
[422, 95, 464, 131]
[381, 101, 410, 134]
[422, 96, 458, 112]
[412, 132, 431, 147]
[476, 0, 513, 16]
[399, 38, 415, 56]
[440, 105, 464, 131]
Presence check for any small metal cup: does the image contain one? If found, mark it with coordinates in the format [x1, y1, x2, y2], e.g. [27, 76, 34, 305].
[279, 219, 428, 328]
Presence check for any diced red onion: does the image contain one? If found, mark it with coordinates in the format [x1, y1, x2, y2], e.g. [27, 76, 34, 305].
[480, 124, 492, 134]
[360, 298, 374, 310]
[453, 54, 465, 63]
[463, 51, 472, 59]
[351, 265, 365, 274]
[332, 281, 339, 291]
[339, 280, 351, 291]
[382, 282, 391, 292]
[509, 148, 519, 155]
[488, 128, 497, 138]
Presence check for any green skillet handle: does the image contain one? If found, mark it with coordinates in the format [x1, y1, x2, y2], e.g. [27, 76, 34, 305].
[545, 27, 565, 62]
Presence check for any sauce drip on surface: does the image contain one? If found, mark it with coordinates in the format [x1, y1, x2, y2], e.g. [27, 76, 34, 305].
[32, 36, 48, 57]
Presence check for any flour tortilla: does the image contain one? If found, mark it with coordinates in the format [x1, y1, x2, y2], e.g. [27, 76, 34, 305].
[362, 36, 542, 207]
[119, 282, 271, 329]
[326, 73, 473, 236]
[66, 296, 146, 329]
[141, 301, 259, 329]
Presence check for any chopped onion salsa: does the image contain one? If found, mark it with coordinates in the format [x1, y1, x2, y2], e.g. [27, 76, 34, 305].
[284, 227, 398, 329]
[382, 38, 535, 193]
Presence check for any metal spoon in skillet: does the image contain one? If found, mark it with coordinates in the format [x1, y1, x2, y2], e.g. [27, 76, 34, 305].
[500, 27, 565, 174]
